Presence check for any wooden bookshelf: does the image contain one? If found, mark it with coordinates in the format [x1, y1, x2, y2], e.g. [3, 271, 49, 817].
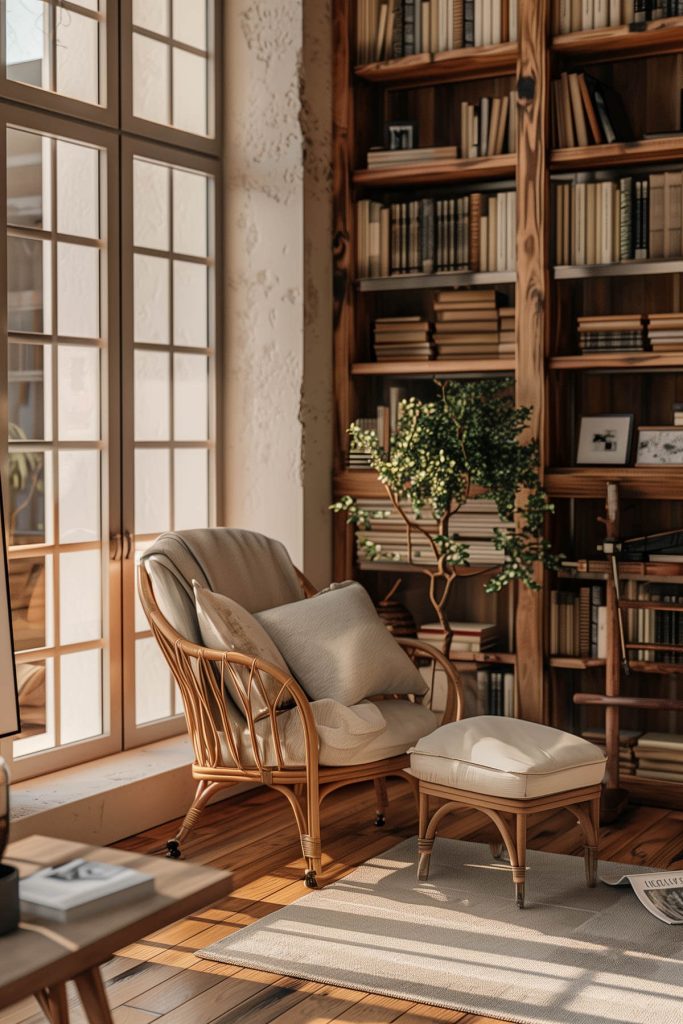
[354, 153, 516, 187]
[334, 0, 683, 808]
[351, 357, 515, 376]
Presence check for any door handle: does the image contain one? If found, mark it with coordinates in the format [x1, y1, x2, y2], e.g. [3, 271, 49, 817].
[110, 532, 123, 562]
[123, 529, 133, 560]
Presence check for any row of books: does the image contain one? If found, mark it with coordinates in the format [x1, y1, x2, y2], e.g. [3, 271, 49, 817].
[459, 91, 518, 158]
[374, 316, 434, 360]
[623, 582, 683, 663]
[432, 288, 515, 357]
[353, 496, 511, 567]
[549, 586, 607, 658]
[552, 174, 683, 267]
[575, 312, 683, 353]
[417, 620, 499, 653]
[553, 1, 683, 34]
[355, 0, 519, 64]
[552, 72, 629, 149]
[356, 190, 517, 278]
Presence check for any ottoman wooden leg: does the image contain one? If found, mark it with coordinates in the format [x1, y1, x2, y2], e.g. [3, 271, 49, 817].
[569, 797, 600, 888]
[417, 788, 434, 881]
[513, 814, 527, 909]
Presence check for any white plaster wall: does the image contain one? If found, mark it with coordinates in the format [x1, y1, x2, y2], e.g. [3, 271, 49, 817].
[223, 0, 333, 587]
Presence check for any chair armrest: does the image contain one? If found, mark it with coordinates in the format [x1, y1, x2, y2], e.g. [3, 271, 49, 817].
[396, 637, 464, 723]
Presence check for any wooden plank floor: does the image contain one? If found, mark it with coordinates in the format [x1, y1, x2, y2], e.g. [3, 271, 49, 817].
[4, 781, 683, 1024]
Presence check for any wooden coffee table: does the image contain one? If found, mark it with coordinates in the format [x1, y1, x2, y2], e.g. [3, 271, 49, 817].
[0, 834, 232, 1024]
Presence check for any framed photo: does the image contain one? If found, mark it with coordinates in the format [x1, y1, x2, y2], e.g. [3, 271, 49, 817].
[636, 426, 683, 466]
[385, 121, 417, 151]
[576, 414, 634, 466]
[0, 482, 19, 738]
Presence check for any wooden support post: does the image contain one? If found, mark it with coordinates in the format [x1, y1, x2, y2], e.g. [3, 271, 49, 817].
[515, 0, 550, 723]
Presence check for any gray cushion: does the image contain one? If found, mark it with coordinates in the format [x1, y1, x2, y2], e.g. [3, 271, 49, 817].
[255, 581, 427, 705]
[194, 582, 292, 719]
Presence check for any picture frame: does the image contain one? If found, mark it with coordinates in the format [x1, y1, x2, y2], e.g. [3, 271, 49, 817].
[385, 121, 417, 151]
[0, 481, 19, 738]
[636, 426, 683, 466]
[576, 414, 634, 466]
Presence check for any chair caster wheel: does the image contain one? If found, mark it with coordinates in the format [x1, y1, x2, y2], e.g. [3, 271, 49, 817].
[304, 870, 318, 889]
[166, 840, 181, 859]
[374, 814, 385, 827]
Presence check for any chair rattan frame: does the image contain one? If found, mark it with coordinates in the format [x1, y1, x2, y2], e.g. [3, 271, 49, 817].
[138, 565, 463, 887]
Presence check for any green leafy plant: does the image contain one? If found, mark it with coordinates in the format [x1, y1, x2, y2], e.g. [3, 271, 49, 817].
[332, 379, 561, 656]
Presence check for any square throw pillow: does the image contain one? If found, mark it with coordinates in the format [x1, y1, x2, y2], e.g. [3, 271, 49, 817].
[254, 581, 427, 705]
[193, 581, 293, 720]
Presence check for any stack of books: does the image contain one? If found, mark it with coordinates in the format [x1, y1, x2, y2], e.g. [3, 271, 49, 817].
[577, 314, 645, 353]
[433, 288, 501, 359]
[355, 189, 515, 278]
[635, 733, 683, 783]
[647, 313, 683, 353]
[553, 1, 683, 35]
[353, 496, 511, 568]
[418, 620, 498, 654]
[581, 729, 642, 776]
[366, 145, 458, 170]
[498, 306, 515, 356]
[459, 90, 518, 158]
[549, 585, 607, 658]
[373, 316, 433, 361]
[552, 72, 631, 149]
[355, 1, 519, 64]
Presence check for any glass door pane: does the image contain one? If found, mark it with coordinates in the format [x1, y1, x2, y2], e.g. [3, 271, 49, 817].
[2, 116, 119, 776]
[123, 143, 215, 745]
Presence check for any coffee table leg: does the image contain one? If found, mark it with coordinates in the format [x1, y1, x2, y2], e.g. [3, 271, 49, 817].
[36, 983, 69, 1024]
[74, 967, 114, 1024]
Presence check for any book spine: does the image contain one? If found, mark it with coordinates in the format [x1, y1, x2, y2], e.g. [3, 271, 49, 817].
[469, 192, 482, 271]
[403, 0, 416, 54]
[619, 176, 632, 261]
[464, 0, 475, 45]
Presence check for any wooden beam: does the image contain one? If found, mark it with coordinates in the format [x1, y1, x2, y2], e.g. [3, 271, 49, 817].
[514, 0, 550, 724]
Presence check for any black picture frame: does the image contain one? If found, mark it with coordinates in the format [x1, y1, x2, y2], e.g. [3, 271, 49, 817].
[385, 121, 418, 151]
[0, 481, 20, 738]
[576, 414, 635, 467]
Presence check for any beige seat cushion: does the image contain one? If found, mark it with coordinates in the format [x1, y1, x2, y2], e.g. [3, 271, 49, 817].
[408, 717, 606, 799]
[220, 698, 439, 769]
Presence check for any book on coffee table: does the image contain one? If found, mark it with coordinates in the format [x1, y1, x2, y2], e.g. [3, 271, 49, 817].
[20, 858, 154, 921]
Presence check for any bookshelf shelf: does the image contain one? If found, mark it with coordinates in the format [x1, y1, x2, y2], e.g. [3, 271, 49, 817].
[354, 153, 516, 188]
[357, 270, 516, 292]
[545, 468, 683, 500]
[554, 258, 683, 280]
[354, 41, 518, 86]
[548, 351, 683, 371]
[548, 657, 606, 670]
[552, 18, 683, 62]
[620, 775, 683, 810]
[351, 357, 515, 376]
[551, 136, 683, 173]
[451, 651, 517, 666]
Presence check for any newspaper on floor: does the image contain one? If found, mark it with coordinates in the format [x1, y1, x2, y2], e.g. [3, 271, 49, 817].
[603, 870, 683, 924]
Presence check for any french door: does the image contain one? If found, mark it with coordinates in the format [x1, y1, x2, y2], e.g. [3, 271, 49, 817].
[0, 0, 221, 781]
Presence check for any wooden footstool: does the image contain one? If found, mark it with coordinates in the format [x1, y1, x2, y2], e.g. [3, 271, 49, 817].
[409, 716, 606, 908]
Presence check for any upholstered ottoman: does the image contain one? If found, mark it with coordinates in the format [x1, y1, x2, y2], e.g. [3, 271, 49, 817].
[408, 717, 607, 908]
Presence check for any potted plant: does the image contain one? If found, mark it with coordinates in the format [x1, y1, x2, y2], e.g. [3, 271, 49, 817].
[332, 379, 560, 658]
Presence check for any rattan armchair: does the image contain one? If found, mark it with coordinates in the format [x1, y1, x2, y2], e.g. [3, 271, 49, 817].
[139, 529, 463, 888]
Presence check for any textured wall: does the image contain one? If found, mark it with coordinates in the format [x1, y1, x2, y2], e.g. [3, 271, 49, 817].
[223, 0, 333, 586]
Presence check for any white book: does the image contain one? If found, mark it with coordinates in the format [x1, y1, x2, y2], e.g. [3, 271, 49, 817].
[375, 4, 389, 60]
[594, 0, 609, 27]
[482, 0, 492, 45]
[506, 191, 516, 270]
[609, 0, 621, 25]
[559, 0, 572, 33]
[600, 180, 613, 266]
[509, 0, 518, 41]
[480, 215, 489, 271]
[622, 0, 634, 21]
[582, 0, 594, 29]
[440, 0, 448, 50]
[446, 0, 454, 49]
[503, 673, 515, 717]
[487, 196, 497, 270]
[421, 0, 430, 52]
[597, 604, 607, 659]
[480, 96, 490, 157]
[575, 182, 586, 265]
[474, 0, 483, 45]
[491, 0, 502, 43]
[496, 191, 508, 272]
[20, 859, 154, 922]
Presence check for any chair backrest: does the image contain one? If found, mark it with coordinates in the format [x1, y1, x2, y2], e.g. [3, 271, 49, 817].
[140, 528, 305, 644]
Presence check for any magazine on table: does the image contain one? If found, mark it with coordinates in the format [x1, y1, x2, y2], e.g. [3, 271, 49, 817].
[20, 857, 154, 921]
[603, 870, 683, 924]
